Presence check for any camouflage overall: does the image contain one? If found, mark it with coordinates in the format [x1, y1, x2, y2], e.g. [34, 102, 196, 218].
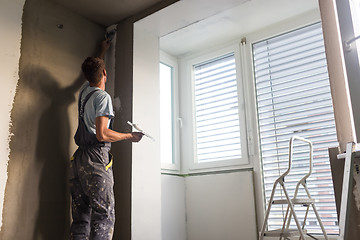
[69, 89, 115, 240]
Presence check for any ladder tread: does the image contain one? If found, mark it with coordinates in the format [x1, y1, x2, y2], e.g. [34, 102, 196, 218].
[272, 198, 315, 205]
[264, 228, 307, 237]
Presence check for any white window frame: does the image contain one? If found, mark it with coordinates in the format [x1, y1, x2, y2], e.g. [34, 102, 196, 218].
[182, 44, 249, 171]
[160, 50, 180, 172]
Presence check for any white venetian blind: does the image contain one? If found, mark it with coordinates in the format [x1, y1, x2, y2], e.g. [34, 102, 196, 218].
[253, 23, 339, 234]
[193, 53, 242, 163]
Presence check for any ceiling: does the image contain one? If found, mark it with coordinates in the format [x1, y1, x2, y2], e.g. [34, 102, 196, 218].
[48, 0, 320, 57]
[159, 0, 320, 57]
[49, 0, 164, 26]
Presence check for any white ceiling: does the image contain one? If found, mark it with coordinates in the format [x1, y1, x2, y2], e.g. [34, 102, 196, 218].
[48, 0, 320, 57]
[159, 0, 320, 57]
[49, 0, 164, 26]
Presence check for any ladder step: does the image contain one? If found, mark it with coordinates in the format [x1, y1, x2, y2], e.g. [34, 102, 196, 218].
[264, 228, 307, 237]
[272, 198, 315, 205]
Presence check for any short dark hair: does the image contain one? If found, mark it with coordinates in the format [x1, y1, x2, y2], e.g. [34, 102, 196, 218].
[81, 57, 105, 85]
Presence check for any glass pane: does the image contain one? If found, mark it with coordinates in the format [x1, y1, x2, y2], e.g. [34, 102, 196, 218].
[350, 0, 360, 58]
[160, 63, 174, 164]
[193, 54, 242, 162]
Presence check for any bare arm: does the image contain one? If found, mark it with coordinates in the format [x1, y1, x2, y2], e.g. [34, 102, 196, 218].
[96, 116, 143, 142]
[98, 40, 110, 59]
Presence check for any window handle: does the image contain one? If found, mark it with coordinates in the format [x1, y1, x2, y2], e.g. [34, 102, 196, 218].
[178, 118, 183, 129]
[345, 35, 360, 51]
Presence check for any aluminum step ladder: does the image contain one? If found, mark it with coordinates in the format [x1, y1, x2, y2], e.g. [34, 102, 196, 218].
[259, 136, 329, 240]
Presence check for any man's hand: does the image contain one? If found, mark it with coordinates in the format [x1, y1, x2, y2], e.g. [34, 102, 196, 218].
[101, 40, 110, 52]
[98, 40, 110, 59]
[96, 116, 144, 143]
[129, 132, 144, 142]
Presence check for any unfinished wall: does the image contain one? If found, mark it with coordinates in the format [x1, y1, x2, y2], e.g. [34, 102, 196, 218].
[0, 0, 26, 230]
[0, 0, 104, 239]
[111, 20, 134, 240]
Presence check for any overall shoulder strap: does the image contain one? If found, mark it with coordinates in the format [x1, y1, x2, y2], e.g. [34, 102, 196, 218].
[77, 88, 86, 114]
[79, 89, 99, 118]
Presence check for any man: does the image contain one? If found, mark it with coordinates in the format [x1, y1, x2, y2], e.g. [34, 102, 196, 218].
[69, 40, 143, 240]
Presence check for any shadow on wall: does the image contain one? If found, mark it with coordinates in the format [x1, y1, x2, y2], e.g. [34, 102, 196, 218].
[32, 65, 83, 240]
[1, 65, 84, 240]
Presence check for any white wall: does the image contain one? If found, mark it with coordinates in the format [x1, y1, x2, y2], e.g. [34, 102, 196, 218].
[161, 175, 187, 240]
[161, 172, 257, 240]
[133, 20, 162, 240]
[0, 0, 25, 230]
[186, 171, 257, 240]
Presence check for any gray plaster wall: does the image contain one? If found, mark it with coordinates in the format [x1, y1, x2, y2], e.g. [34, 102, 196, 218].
[111, 20, 134, 240]
[0, 0, 104, 239]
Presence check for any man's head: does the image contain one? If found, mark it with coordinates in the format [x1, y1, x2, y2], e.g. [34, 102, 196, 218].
[81, 57, 106, 85]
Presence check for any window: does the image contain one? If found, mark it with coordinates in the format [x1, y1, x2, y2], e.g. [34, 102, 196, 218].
[253, 23, 339, 234]
[349, 0, 360, 56]
[160, 52, 179, 171]
[191, 49, 248, 168]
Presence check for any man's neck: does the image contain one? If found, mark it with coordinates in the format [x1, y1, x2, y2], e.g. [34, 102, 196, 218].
[90, 81, 105, 90]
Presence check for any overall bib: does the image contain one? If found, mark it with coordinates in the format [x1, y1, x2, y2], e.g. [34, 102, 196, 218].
[69, 89, 115, 240]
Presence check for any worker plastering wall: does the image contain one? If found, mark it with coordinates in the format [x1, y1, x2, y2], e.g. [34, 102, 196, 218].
[0, 0, 105, 239]
[0, 0, 179, 238]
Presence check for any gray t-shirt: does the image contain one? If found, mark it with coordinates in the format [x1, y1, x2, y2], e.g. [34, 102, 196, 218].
[79, 82, 114, 134]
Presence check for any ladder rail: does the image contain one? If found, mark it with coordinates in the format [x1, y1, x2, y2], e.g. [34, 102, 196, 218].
[293, 136, 313, 199]
[281, 182, 307, 240]
[259, 177, 281, 240]
[259, 136, 329, 240]
[303, 184, 329, 240]
[280, 205, 291, 240]
[259, 137, 299, 239]
[302, 205, 310, 230]
[286, 136, 313, 230]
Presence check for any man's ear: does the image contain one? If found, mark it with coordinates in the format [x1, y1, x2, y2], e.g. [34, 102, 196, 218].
[103, 69, 107, 77]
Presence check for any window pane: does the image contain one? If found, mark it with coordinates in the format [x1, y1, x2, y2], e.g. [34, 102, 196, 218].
[253, 23, 339, 235]
[193, 54, 242, 163]
[350, 0, 360, 58]
[160, 63, 174, 164]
